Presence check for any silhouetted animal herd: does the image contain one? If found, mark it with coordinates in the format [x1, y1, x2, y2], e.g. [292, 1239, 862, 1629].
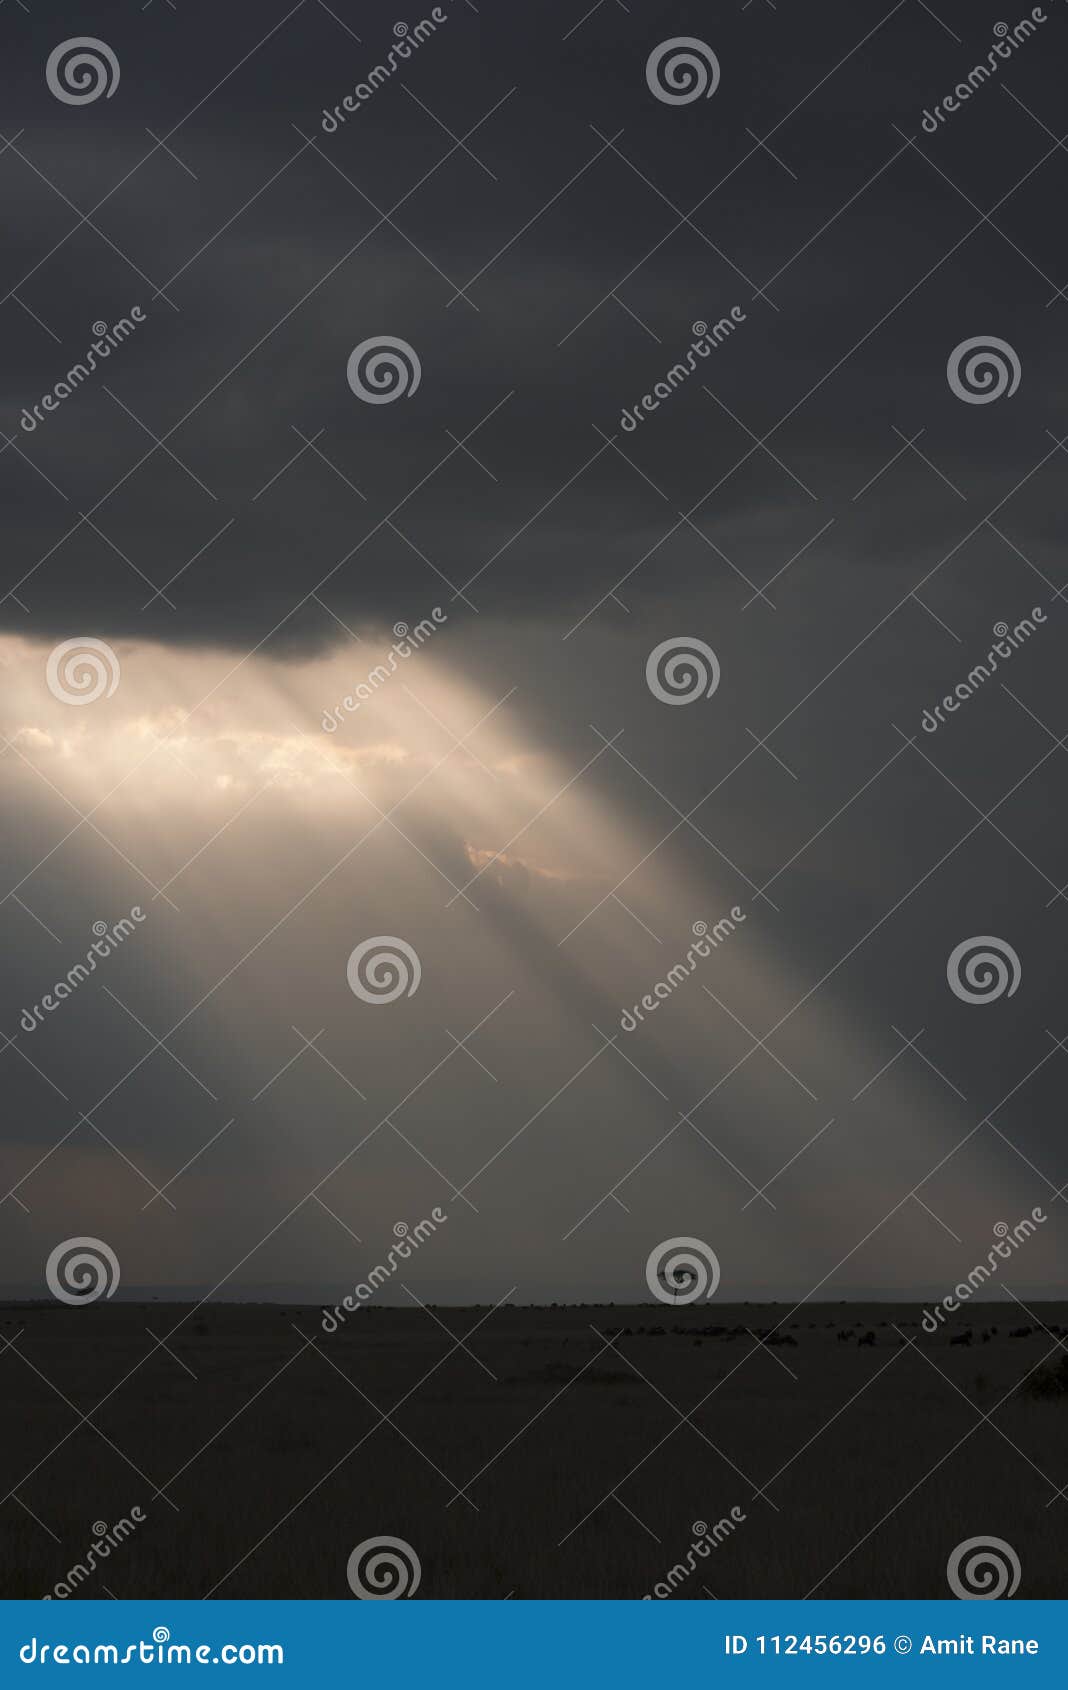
[598, 1319, 1068, 1349]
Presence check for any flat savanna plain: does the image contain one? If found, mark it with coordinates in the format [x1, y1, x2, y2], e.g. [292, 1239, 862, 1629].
[2, 1301, 1067, 1599]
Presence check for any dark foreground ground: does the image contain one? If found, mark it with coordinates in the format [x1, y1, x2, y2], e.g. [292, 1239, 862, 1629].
[2, 1300, 1067, 1599]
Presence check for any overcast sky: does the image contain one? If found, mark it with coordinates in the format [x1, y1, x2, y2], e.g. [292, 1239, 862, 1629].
[1, 0, 1067, 1304]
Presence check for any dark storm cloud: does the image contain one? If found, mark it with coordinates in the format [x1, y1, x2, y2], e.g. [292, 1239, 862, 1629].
[3, 0, 1068, 1306]
[2, 0, 1067, 651]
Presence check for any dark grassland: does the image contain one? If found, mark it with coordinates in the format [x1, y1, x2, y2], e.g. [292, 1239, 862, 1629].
[2, 1301, 1067, 1599]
